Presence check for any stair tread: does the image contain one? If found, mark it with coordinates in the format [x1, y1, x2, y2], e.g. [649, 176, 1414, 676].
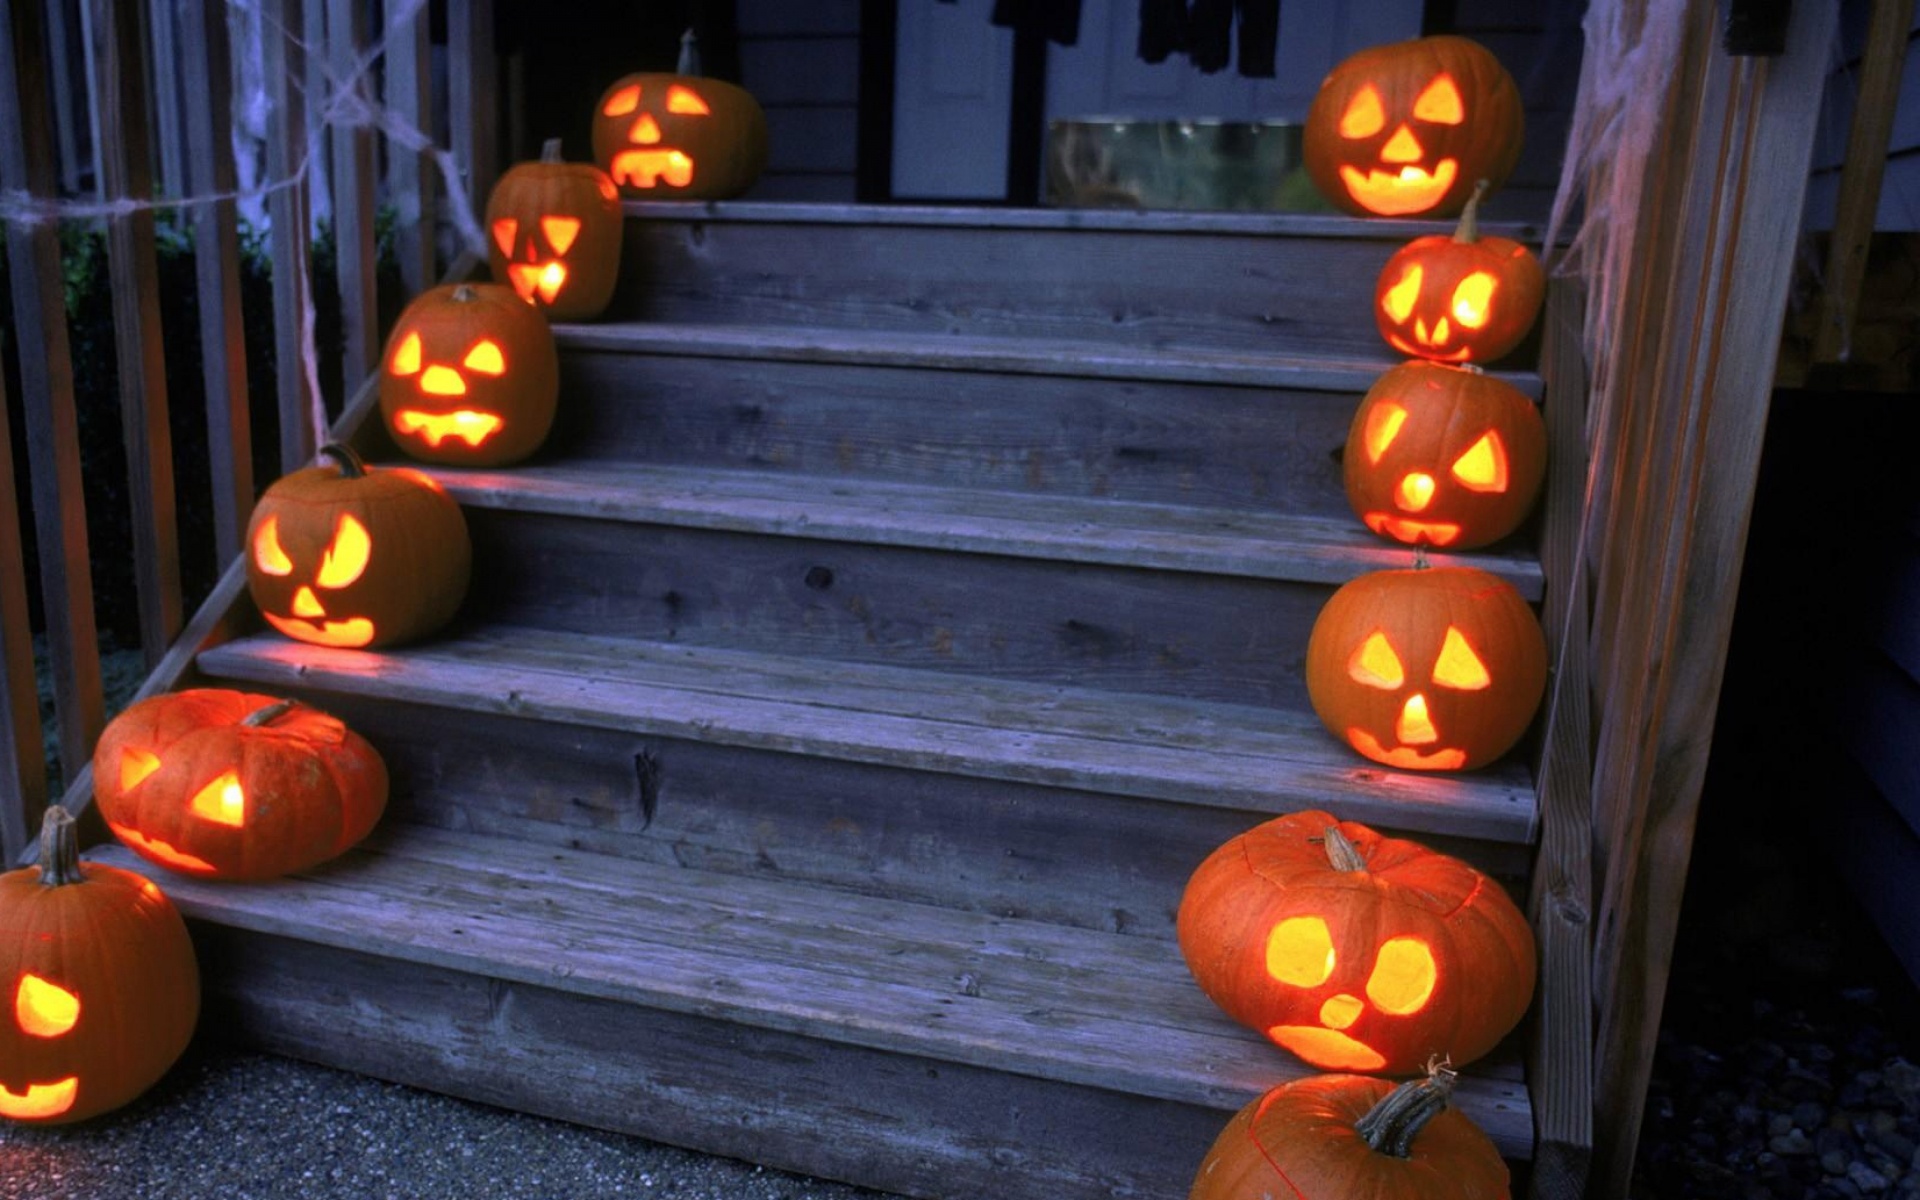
[84, 825, 1533, 1156]
[553, 321, 1545, 397]
[418, 462, 1545, 599]
[197, 627, 1538, 845]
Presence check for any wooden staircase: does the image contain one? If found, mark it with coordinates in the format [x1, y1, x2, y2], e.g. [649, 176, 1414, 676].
[88, 202, 1570, 1199]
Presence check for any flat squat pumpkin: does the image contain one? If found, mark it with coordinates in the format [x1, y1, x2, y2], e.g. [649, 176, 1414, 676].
[94, 689, 388, 881]
[487, 138, 623, 321]
[592, 28, 767, 201]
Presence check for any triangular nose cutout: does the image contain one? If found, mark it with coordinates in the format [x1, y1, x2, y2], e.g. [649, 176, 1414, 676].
[630, 114, 662, 144]
[1381, 124, 1424, 164]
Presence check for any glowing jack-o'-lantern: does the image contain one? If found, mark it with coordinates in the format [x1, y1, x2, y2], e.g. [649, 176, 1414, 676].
[1189, 1068, 1510, 1200]
[93, 689, 388, 881]
[0, 807, 198, 1124]
[378, 282, 559, 467]
[1374, 182, 1544, 363]
[1306, 564, 1546, 772]
[246, 443, 471, 650]
[591, 28, 768, 201]
[486, 138, 623, 322]
[1304, 36, 1522, 218]
[1177, 810, 1535, 1075]
[1344, 361, 1545, 550]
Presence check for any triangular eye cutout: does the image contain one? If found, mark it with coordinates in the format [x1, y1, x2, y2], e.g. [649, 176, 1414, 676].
[389, 331, 423, 376]
[1450, 431, 1510, 493]
[603, 83, 641, 117]
[463, 339, 507, 375]
[189, 770, 246, 827]
[1450, 271, 1497, 329]
[1340, 85, 1387, 139]
[667, 85, 710, 115]
[540, 216, 581, 255]
[1348, 631, 1406, 689]
[1382, 265, 1423, 324]
[317, 515, 371, 589]
[1413, 74, 1464, 124]
[120, 747, 162, 791]
[1363, 402, 1410, 466]
[1433, 626, 1493, 690]
[491, 218, 517, 258]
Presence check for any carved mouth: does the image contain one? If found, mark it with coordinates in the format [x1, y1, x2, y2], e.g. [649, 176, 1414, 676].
[610, 149, 694, 189]
[0, 1077, 79, 1120]
[1346, 728, 1468, 771]
[1386, 331, 1475, 362]
[393, 408, 505, 449]
[508, 261, 569, 305]
[108, 823, 219, 875]
[262, 613, 377, 648]
[1338, 159, 1459, 216]
[1362, 513, 1463, 546]
[1267, 1025, 1387, 1071]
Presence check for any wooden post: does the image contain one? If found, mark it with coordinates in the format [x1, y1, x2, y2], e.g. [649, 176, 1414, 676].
[449, 0, 498, 223]
[387, 0, 437, 294]
[263, 0, 317, 473]
[0, 345, 47, 863]
[327, 0, 379, 388]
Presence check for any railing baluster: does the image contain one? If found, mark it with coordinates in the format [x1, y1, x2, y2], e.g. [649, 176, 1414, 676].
[449, 0, 497, 222]
[329, 0, 379, 386]
[0, 351, 47, 863]
[387, 0, 436, 294]
[264, 0, 316, 473]
[143, 0, 185, 195]
[0, 0, 105, 804]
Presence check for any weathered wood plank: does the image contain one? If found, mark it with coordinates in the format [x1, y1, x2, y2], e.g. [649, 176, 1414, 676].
[326, 0, 379, 387]
[424, 463, 1545, 596]
[263, 0, 316, 473]
[384, 0, 436, 295]
[0, 351, 45, 860]
[448, 0, 497, 218]
[197, 629, 1539, 845]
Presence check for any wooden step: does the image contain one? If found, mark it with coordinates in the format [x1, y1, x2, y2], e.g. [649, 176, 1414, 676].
[84, 825, 1534, 1200]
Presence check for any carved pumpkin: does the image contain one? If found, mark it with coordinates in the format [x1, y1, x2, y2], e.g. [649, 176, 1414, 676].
[1190, 1068, 1509, 1200]
[1177, 811, 1535, 1074]
[1304, 36, 1522, 218]
[591, 29, 768, 201]
[93, 690, 388, 881]
[0, 807, 198, 1124]
[1374, 182, 1544, 363]
[1306, 565, 1546, 771]
[486, 138, 623, 321]
[1343, 362, 1545, 550]
[378, 282, 559, 466]
[246, 444, 471, 650]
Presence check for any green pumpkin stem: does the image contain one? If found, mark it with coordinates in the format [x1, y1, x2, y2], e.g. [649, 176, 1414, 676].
[1453, 179, 1491, 244]
[1354, 1065, 1457, 1158]
[318, 443, 369, 479]
[1321, 824, 1368, 872]
[540, 137, 564, 164]
[243, 699, 299, 728]
[37, 806, 84, 887]
[677, 27, 702, 75]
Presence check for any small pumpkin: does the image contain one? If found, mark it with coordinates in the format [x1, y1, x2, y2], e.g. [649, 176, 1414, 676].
[1374, 181, 1544, 363]
[1343, 361, 1546, 550]
[0, 807, 199, 1124]
[486, 138, 624, 321]
[378, 282, 560, 466]
[592, 28, 768, 201]
[1190, 1068, 1509, 1200]
[1177, 811, 1535, 1074]
[246, 443, 471, 649]
[1304, 35, 1522, 219]
[1306, 564, 1546, 771]
[93, 689, 388, 881]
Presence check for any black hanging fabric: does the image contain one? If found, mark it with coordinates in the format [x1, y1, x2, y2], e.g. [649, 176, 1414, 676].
[1137, 0, 1279, 77]
[990, 0, 1085, 46]
[1137, 0, 1188, 62]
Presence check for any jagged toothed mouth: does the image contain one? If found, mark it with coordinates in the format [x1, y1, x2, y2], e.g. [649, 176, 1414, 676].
[1362, 513, 1464, 546]
[610, 149, 694, 189]
[108, 823, 219, 875]
[1346, 728, 1468, 771]
[262, 612, 377, 648]
[393, 408, 505, 449]
[1338, 159, 1459, 215]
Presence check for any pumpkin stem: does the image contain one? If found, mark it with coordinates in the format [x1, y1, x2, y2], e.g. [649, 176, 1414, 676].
[677, 27, 702, 75]
[318, 443, 369, 479]
[37, 806, 85, 887]
[1321, 824, 1369, 872]
[1452, 179, 1490, 244]
[1412, 546, 1432, 571]
[449, 284, 480, 304]
[242, 699, 299, 728]
[540, 137, 564, 164]
[1354, 1064, 1458, 1158]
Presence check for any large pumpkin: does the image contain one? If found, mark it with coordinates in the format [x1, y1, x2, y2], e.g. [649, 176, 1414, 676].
[1190, 1069, 1509, 1200]
[591, 29, 768, 201]
[1177, 810, 1535, 1074]
[246, 443, 471, 649]
[0, 807, 198, 1124]
[1343, 361, 1545, 550]
[378, 282, 560, 466]
[486, 138, 623, 321]
[1304, 36, 1522, 218]
[93, 689, 388, 881]
[1374, 181, 1544, 363]
[1306, 564, 1546, 771]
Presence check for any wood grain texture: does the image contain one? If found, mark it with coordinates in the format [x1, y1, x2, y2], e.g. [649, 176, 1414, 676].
[263, 0, 315, 473]
[195, 628, 1539, 845]
[326, 0, 379, 388]
[0, 349, 44, 860]
[385, 2, 436, 295]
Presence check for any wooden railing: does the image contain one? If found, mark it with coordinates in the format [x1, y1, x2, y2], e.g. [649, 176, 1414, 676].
[0, 0, 497, 863]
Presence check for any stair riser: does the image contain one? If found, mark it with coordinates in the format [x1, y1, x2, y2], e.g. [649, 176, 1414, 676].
[551, 350, 1355, 519]
[463, 510, 1327, 709]
[613, 216, 1400, 357]
[195, 927, 1238, 1200]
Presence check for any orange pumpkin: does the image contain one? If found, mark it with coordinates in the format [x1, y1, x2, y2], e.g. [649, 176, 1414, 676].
[1190, 1069, 1509, 1200]
[0, 807, 198, 1124]
[591, 29, 767, 201]
[246, 444, 471, 649]
[1306, 565, 1546, 771]
[487, 138, 624, 321]
[1374, 182, 1544, 363]
[1177, 811, 1535, 1075]
[378, 282, 560, 467]
[1304, 36, 1522, 219]
[94, 689, 388, 881]
[1343, 361, 1545, 550]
